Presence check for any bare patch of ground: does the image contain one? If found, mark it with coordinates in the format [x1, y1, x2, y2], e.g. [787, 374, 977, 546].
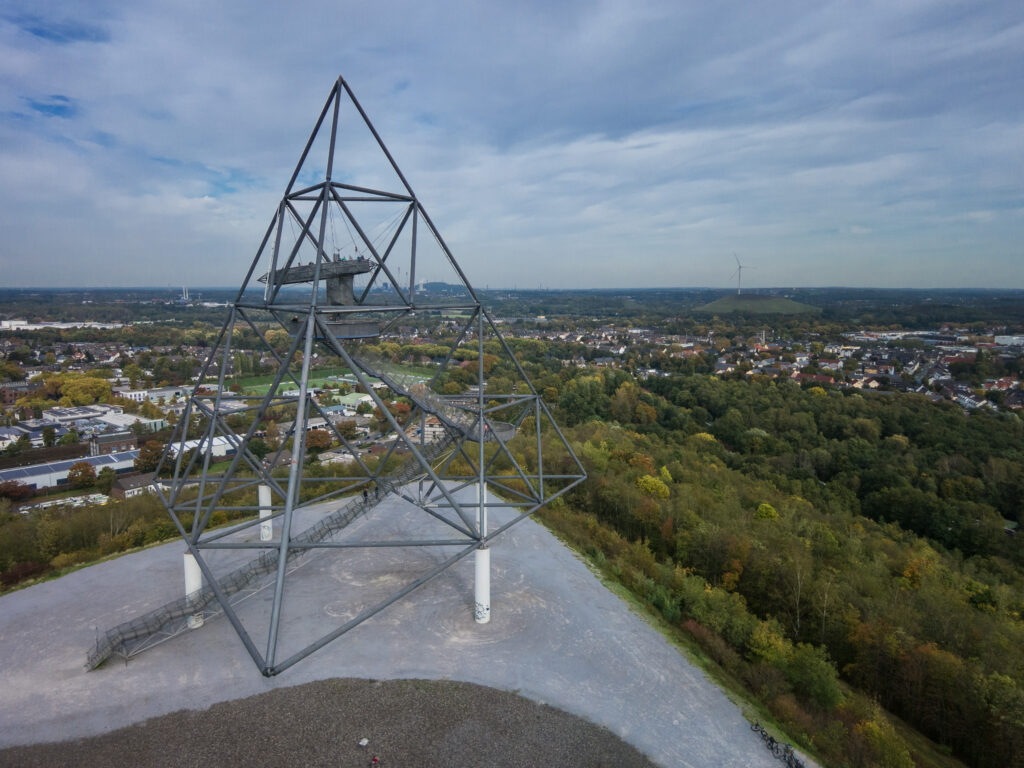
[0, 678, 657, 768]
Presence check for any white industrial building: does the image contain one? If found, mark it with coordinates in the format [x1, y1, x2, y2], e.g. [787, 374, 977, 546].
[166, 436, 236, 459]
[0, 451, 140, 491]
[116, 386, 189, 404]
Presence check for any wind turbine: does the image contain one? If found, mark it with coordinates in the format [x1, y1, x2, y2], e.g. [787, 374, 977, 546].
[730, 253, 753, 295]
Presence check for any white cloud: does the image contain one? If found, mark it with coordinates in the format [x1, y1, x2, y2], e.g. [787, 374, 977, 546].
[0, 0, 1022, 288]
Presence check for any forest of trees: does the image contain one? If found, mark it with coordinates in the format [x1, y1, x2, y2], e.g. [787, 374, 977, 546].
[536, 367, 1023, 768]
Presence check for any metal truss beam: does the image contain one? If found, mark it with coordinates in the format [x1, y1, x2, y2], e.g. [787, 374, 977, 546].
[136, 76, 585, 678]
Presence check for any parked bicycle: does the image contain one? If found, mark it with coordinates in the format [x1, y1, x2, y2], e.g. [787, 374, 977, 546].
[782, 744, 805, 768]
[750, 722, 804, 768]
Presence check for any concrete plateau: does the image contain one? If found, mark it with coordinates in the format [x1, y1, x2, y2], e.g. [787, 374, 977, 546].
[0, 492, 787, 768]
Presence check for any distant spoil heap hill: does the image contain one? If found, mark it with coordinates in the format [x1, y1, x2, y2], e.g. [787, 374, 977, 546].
[696, 293, 819, 315]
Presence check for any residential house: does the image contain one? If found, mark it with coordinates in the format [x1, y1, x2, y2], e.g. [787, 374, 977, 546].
[111, 472, 156, 500]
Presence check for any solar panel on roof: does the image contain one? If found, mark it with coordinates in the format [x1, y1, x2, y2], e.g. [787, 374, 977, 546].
[0, 467, 37, 480]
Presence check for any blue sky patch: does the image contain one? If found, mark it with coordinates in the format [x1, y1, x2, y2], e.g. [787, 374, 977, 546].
[27, 95, 76, 118]
[12, 15, 109, 44]
[150, 154, 258, 196]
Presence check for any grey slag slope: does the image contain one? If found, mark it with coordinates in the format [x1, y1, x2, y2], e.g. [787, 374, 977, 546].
[0, 494, 780, 768]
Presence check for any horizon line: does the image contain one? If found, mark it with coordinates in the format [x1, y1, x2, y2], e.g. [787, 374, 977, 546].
[2, 285, 1024, 293]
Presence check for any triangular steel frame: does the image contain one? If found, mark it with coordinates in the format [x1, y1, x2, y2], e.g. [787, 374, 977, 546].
[154, 77, 585, 676]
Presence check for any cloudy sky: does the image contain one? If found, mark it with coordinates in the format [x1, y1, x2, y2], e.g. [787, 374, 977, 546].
[1, 1, 1022, 290]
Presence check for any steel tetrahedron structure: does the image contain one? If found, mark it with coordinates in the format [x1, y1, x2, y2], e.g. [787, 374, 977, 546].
[150, 77, 585, 676]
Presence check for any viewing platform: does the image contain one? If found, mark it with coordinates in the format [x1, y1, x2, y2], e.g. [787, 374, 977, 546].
[258, 256, 374, 287]
[263, 255, 380, 337]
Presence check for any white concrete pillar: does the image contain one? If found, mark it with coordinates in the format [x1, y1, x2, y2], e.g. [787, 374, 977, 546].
[474, 480, 490, 624]
[184, 553, 204, 629]
[474, 546, 490, 624]
[259, 484, 273, 542]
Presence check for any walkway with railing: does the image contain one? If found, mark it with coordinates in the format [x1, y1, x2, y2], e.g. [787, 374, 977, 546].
[361, 360, 475, 433]
[361, 359, 516, 443]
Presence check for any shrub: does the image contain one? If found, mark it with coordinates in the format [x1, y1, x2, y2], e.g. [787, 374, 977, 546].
[50, 551, 87, 570]
[145, 520, 177, 544]
[693, 587, 758, 648]
[636, 474, 670, 499]
[0, 480, 33, 501]
[748, 619, 792, 666]
[855, 715, 914, 768]
[744, 662, 791, 701]
[786, 643, 843, 710]
[768, 693, 817, 743]
[646, 583, 681, 623]
[683, 619, 741, 672]
[1, 560, 51, 587]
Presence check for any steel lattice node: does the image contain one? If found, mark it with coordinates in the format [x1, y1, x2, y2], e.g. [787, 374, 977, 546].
[89, 77, 584, 676]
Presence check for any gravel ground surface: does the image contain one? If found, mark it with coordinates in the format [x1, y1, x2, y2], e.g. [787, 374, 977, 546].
[0, 678, 657, 768]
[0, 490, 786, 767]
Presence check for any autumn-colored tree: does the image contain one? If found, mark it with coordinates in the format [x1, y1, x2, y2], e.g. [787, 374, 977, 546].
[610, 381, 639, 423]
[134, 440, 164, 472]
[634, 402, 657, 424]
[139, 399, 163, 420]
[264, 328, 291, 353]
[305, 430, 331, 453]
[15, 373, 112, 409]
[67, 461, 96, 489]
[373, 401, 410, 433]
[265, 420, 280, 450]
[118, 397, 140, 414]
[629, 453, 656, 475]
[59, 375, 112, 405]
[0, 360, 26, 382]
[636, 474, 670, 499]
[0, 480, 33, 501]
